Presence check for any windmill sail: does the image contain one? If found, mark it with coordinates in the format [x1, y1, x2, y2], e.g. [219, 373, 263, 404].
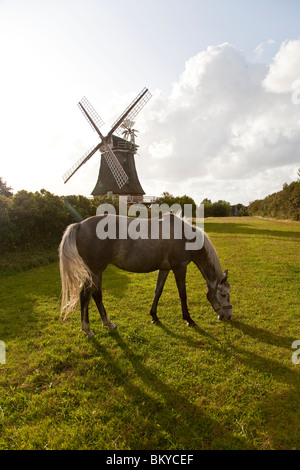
[102, 149, 129, 189]
[63, 142, 100, 183]
[109, 87, 151, 137]
[78, 97, 105, 136]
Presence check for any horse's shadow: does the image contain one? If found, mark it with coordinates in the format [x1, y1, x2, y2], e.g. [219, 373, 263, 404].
[154, 320, 215, 347]
[230, 319, 296, 350]
[154, 318, 298, 385]
[89, 331, 247, 450]
[88, 316, 299, 449]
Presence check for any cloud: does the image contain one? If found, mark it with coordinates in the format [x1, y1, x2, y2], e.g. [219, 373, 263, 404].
[262, 39, 300, 93]
[254, 39, 275, 58]
[138, 42, 300, 205]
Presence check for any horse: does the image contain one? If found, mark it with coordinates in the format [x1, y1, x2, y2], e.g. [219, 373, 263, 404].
[59, 213, 232, 337]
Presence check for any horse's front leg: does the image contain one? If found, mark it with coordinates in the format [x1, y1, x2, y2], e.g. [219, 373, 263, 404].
[173, 265, 196, 327]
[150, 269, 169, 323]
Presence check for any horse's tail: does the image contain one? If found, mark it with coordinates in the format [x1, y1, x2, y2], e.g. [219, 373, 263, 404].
[59, 222, 93, 320]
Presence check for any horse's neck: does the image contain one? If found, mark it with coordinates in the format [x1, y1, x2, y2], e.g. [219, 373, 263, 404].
[193, 233, 223, 288]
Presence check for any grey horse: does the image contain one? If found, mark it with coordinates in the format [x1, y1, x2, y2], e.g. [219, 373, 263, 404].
[59, 213, 232, 337]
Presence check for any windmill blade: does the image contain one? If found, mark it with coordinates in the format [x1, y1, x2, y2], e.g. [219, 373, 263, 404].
[102, 149, 129, 189]
[109, 87, 151, 137]
[63, 142, 101, 183]
[78, 97, 105, 136]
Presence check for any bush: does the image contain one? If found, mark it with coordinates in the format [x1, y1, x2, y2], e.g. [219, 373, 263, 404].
[0, 189, 98, 254]
[155, 192, 197, 217]
[201, 199, 231, 217]
[248, 181, 300, 220]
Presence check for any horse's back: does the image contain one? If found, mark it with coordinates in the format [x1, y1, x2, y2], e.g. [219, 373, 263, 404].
[76, 214, 190, 274]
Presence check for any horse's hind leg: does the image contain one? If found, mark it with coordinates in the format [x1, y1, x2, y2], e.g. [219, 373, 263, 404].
[80, 279, 96, 337]
[92, 274, 117, 330]
[173, 265, 196, 327]
[150, 270, 169, 323]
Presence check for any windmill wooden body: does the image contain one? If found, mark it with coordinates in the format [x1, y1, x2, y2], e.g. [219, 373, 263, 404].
[63, 88, 151, 202]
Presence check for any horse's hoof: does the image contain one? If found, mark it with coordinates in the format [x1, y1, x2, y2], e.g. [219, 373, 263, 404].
[86, 330, 95, 337]
[103, 321, 117, 330]
[151, 318, 159, 324]
[187, 321, 196, 327]
[81, 322, 95, 337]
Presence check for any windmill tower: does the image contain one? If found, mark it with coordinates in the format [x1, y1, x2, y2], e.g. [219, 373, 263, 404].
[63, 87, 151, 202]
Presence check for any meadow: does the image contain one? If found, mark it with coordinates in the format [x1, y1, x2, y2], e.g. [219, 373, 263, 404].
[0, 216, 299, 450]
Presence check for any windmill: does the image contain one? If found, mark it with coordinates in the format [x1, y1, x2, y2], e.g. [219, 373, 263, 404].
[63, 87, 151, 201]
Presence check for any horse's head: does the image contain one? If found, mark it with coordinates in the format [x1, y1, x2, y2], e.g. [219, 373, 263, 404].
[207, 270, 232, 321]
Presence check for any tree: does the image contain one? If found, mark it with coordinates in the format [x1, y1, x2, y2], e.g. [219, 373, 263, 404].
[201, 198, 231, 217]
[154, 192, 197, 217]
[0, 195, 14, 252]
[0, 177, 13, 197]
[248, 180, 300, 220]
[177, 195, 197, 217]
[236, 203, 249, 216]
[155, 192, 178, 207]
[201, 198, 213, 218]
[212, 200, 231, 217]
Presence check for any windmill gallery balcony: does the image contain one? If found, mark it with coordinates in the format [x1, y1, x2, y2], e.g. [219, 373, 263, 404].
[103, 194, 157, 205]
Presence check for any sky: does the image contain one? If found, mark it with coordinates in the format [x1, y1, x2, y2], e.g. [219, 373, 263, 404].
[1, 0, 300, 206]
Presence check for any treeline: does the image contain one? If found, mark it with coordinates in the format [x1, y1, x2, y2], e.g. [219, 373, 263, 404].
[155, 192, 248, 217]
[0, 183, 244, 254]
[248, 181, 300, 221]
[201, 198, 248, 217]
[0, 186, 101, 253]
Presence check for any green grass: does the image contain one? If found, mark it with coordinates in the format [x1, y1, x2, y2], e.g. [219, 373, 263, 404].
[0, 247, 58, 275]
[0, 217, 299, 449]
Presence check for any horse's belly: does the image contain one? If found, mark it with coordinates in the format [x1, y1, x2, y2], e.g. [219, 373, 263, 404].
[111, 243, 170, 273]
[111, 257, 170, 274]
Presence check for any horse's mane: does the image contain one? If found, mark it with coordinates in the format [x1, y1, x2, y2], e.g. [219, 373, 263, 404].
[203, 231, 222, 273]
[173, 211, 223, 277]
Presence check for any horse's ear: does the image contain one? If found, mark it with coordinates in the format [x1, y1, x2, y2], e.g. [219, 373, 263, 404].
[219, 270, 228, 285]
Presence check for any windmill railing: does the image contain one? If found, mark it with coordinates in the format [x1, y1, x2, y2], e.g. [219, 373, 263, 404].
[123, 195, 158, 204]
[143, 196, 157, 204]
[113, 141, 137, 151]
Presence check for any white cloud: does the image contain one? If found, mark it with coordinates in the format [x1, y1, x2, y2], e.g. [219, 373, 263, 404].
[138, 42, 300, 205]
[254, 39, 275, 58]
[263, 39, 300, 93]
[148, 140, 174, 160]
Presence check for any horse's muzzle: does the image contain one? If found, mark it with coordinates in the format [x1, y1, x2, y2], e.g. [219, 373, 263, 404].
[218, 309, 232, 321]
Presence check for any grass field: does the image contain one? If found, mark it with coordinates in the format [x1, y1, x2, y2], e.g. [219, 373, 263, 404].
[0, 217, 299, 450]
